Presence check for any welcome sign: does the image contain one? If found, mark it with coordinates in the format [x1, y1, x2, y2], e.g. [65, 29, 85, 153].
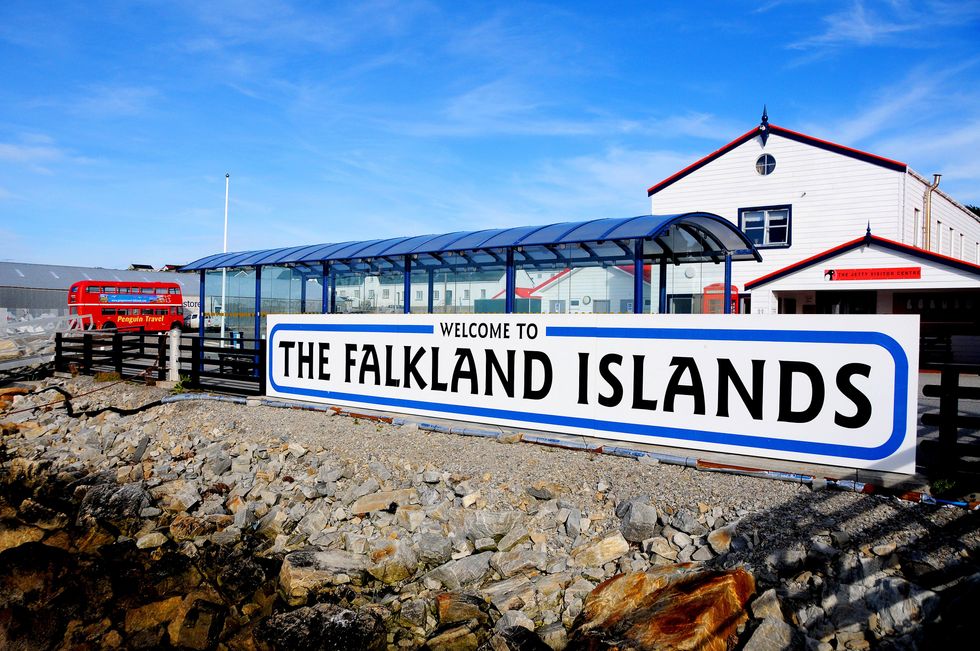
[266, 314, 918, 473]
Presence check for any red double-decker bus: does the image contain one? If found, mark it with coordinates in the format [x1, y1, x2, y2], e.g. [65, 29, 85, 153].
[68, 281, 185, 331]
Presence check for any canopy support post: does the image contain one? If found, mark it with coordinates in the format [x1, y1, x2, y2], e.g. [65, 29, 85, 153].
[321, 263, 329, 313]
[505, 249, 516, 314]
[724, 253, 733, 314]
[633, 239, 644, 315]
[254, 266, 262, 340]
[427, 269, 435, 314]
[403, 256, 412, 315]
[658, 257, 668, 314]
[198, 270, 206, 340]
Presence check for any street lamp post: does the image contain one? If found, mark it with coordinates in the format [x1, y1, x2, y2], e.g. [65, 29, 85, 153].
[220, 173, 229, 345]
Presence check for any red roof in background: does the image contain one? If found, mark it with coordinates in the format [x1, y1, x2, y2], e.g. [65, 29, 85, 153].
[647, 124, 907, 196]
[492, 268, 573, 299]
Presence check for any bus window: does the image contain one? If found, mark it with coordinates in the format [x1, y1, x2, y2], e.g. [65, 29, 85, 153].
[154, 309, 168, 315]
[102, 308, 117, 316]
[141, 308, 153, 315]
[89, 286, 102, 293]
[104, 286, 116, 293]
[169, 288, 179, 294]
[141, 288, 154, 294]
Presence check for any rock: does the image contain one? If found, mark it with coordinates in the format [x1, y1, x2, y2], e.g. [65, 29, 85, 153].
[497, 526, 530, 552]
[620, 500, 660, 543]
[350, 488, 417, 515]
[136, 532, 168, 549]
[742, 617, 798, 651]
[538, 622, 568, 650]
[279, 550, 370, 605]
[169, 514, 217, 542]
[418, 533, 453, 567]
[495, 610, 534, 632]
[257, 602, 386, 651]
[751, 589, 784, 621]
[77, 481, 151, 534]
[642, 537, 677, 561]
[872, 543, 897, 557]
[124, 595, 184, 633]
[149, 480, 201, 512]
[692, 545, 714, 562]
[489, 625, 552, 650]
[465, 511, 521, 541]
[527, 481, 563, 500]
[426, 624, 485, 651]
[707, 524, 735, 555]
[864, 576, 938, 637]
[436, 591, 488, 626]
[491, 549, 547, 578]
[481, 575, 536, 612]
[567, 565, 755, 651]
[0, 520, 45, 552]
[423, 470, 442, 483]
[396, 504, 425, 532]
[426, 551, 494, 590]
[570, 531, 629, 568]
[368, 538, 418, 584]
[168, 597, 225, 650]
[671, 508, 706, 536]
[565, 509, 582, 538]
[17, 499, 68, 530]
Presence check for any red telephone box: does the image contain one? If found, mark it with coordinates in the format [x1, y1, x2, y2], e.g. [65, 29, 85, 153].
[703, 283, 739, 314]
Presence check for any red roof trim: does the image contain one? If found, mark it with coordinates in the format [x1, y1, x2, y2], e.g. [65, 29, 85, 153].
[647, 124, 908, 197]
[647, 128, 758, 196]
[492, 267, 573, 299]
[744, 233, 980, 290]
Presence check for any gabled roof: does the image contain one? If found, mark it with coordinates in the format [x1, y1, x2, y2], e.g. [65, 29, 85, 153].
[647, 124, 908, 196]
[744, 230, 980, 290]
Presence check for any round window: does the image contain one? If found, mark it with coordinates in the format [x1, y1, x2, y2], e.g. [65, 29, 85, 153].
[756, 154, 776, 175]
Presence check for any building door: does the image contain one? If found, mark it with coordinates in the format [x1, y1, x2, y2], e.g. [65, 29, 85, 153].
[549, 300, 566, 313]
[620, 299, 633, 313]
[816, 290, 876, 314]
[593, 299, 611, 313]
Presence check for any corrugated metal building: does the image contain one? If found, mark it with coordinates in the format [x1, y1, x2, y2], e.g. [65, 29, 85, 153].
[0, 261, 198, 317]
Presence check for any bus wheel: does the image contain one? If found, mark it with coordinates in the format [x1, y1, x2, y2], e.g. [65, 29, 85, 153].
[102, 321, 116, 330]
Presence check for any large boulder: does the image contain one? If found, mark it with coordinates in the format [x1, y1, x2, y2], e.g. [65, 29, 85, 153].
[76, 481, 152, 534]
[258, 602, 387, 651]
[279, 550, 370, 606]
[567, 564, 755, 651]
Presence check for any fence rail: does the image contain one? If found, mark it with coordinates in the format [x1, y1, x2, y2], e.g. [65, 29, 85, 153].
[54, 331, 266, 395]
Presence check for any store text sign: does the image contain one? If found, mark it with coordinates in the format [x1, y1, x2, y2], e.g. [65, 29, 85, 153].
[267, 314, 919, 473]
[824, 267, 921, 281]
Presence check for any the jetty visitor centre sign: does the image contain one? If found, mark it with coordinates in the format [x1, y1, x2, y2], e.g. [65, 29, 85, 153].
[267, 314, 918, 474]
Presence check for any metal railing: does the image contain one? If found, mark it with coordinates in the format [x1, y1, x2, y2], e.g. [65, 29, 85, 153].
[921, 363, 980, 472]
[54, 331, 266, 395]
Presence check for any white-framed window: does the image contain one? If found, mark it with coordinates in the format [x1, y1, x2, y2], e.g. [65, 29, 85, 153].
[368, 290, 375, 300]
[739, 205, 791, 248]
[382, 288, 390, 299]
[415, 290, 423, 301]
[433, 290, 440, 300]
[354, 289, 361, 298]
[480, 289, 487, 299]
[463, 289, 470, 300]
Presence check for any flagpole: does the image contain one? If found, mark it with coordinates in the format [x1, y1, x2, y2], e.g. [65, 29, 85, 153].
[220, 173, 229, 346]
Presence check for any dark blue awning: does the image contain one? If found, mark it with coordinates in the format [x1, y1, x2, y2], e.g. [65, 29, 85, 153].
[181, 212, 760, 271]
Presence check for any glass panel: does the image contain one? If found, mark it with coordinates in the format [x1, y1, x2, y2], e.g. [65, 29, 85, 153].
[205, 268, 257, 339]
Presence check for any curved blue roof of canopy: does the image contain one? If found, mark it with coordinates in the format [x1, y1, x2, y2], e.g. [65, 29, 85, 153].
[180, 212, 760, 271]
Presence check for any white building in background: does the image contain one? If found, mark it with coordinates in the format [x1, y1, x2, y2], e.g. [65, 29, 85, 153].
[645, 110, 980, 360]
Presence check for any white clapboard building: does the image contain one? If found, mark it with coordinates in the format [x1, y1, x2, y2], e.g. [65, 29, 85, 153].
[646, 111, 980, 360]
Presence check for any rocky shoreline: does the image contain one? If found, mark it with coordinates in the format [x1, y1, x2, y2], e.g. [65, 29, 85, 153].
[0, 377, 977, 650]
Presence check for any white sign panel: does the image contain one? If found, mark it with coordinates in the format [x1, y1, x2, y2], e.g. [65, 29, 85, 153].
[266, 314, 919, 474]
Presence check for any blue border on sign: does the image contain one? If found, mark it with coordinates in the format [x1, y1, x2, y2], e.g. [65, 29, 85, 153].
[266, 322, 908, 462]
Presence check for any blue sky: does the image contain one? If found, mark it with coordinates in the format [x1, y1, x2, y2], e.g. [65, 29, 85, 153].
[1, 0, 979, 268]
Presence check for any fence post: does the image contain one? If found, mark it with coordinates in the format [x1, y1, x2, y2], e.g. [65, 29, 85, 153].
[190, 336, 201, 388]
[168, 330, 180, 382]
[55, 332, 63, 372]
[113, 332, 123, 376]
[258, 339, 267, 394]
[939, 367, 959, 467]
[82, 333, 92, 374]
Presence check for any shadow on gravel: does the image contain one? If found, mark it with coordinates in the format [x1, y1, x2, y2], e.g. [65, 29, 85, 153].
[701, 481, 979, 649]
